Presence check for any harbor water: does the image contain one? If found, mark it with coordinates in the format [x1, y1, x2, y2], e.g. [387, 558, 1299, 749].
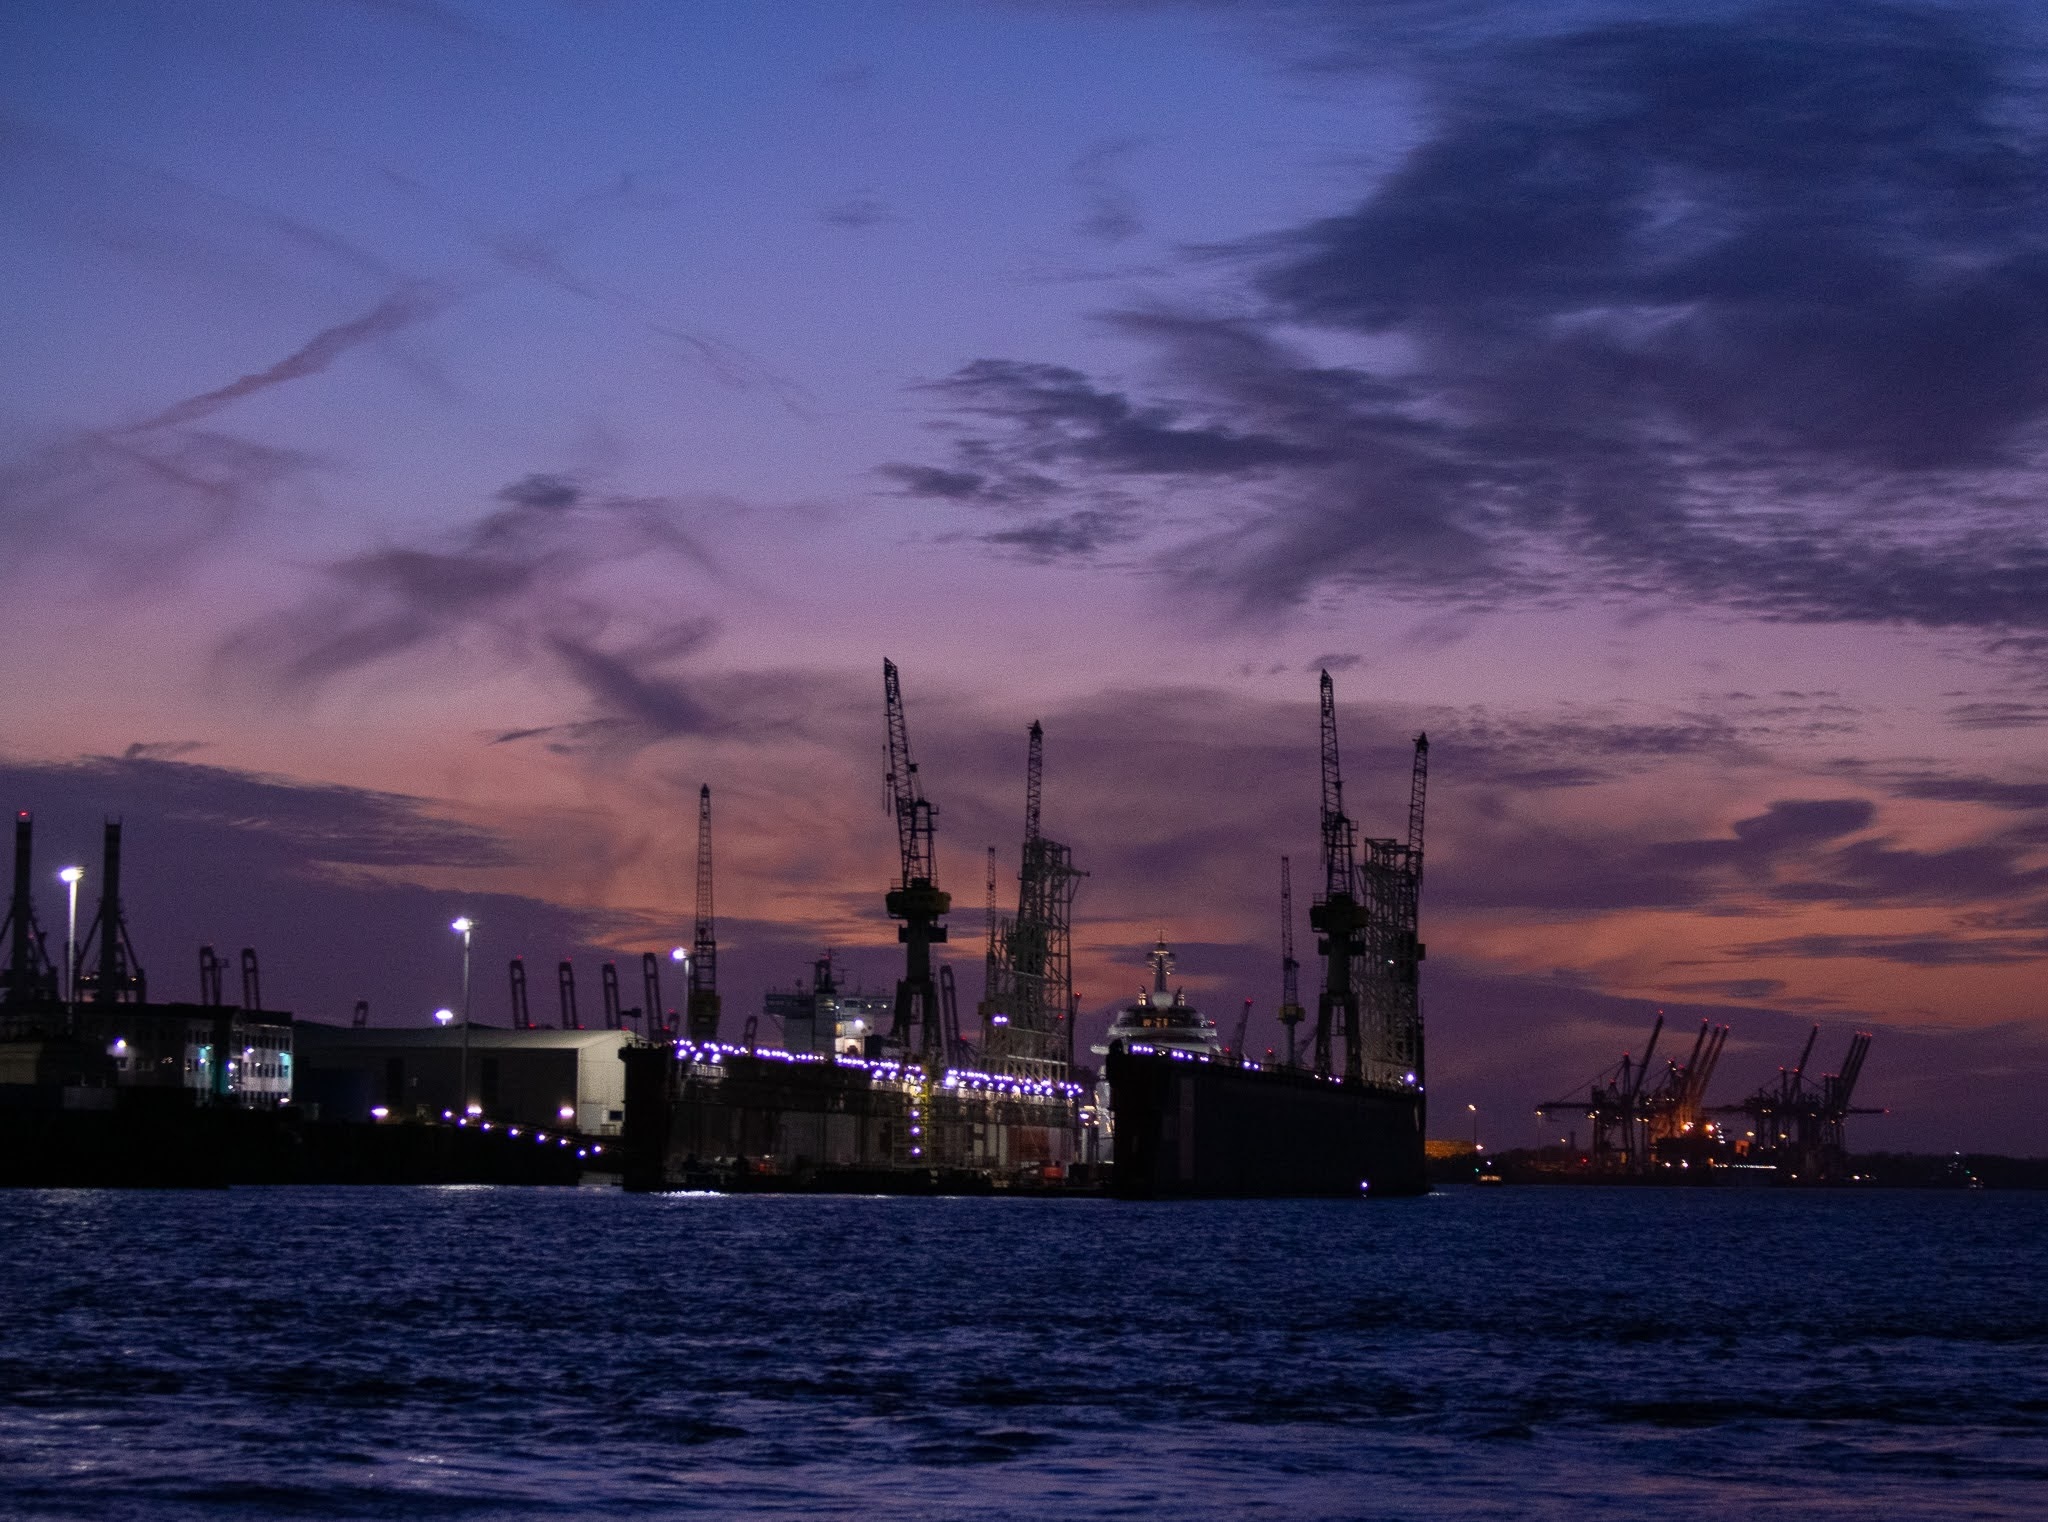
[1, 1185, 2041, 1519]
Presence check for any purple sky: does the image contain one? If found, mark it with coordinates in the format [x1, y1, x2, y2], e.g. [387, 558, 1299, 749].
[5, 0, 2046, 1152]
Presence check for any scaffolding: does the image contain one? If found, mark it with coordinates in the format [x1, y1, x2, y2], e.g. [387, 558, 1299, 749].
[982, 722, 1085, 1082]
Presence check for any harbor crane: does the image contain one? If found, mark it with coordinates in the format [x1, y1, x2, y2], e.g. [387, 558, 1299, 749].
[1277, 855, 1303, 1066]
[1725, 1025, 1878, 1179]
[883, 659, 950, 1059]
[1309, 671, 1364, 1080]
[1, 813, 58, 1006]
[687, 785, 721, 1041]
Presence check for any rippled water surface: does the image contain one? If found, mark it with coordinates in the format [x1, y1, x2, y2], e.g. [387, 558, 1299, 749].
[1, 1185, 2042, 1520]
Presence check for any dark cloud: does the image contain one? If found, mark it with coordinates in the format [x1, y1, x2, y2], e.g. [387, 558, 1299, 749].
[1887, 772, 2048, 811]
[1428, 794, 2048, 914]
[117, 283, 451, 435]
[820, 197, 899, 229]
[121, 741, 208, 762]
[1070, 139, 1146, 244]
[982, 508, 1137, 560]
[0, 428, 321, 576]
[1437, 708, 1750, 792]
[1770, 835, 2048, 905]
[902, 2, 2048, 631]
[218, 473, 724, 745]
[875, 463, 987, 500]
[1732, 932, 2048, 966]
[1946, 700, 2048, 729]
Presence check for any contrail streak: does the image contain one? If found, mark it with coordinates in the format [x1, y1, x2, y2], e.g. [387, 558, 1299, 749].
[118, 281, 451, 435]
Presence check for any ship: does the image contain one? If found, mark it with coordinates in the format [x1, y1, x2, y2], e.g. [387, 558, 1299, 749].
[1101, 674, 1432, 1199]
[1098, 937, 1428, 1198]
[1093, 940, 1223, 1059]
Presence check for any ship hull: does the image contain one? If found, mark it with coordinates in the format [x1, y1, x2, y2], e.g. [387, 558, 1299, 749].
[1106, 1048, 1427, 1198]
[621, 1044, 1086, 1193]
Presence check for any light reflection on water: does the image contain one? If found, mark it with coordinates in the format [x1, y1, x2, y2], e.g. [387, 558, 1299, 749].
[0, 1186, 2042, 1520]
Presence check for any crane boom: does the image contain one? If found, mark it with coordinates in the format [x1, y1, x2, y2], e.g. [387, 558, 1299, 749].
[1407, 733, 1429, 883]
[1024, 720, 1043, 845]
[883, 659, 937, 889]
[1319, 671, 1355, 900]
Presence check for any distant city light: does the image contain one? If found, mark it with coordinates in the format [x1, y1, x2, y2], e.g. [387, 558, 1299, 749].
[433, 1008, 455, 1026]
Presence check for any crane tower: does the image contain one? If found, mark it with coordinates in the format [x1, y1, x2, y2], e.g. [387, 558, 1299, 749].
[883, 660, 950, 1058]
[981, 721, 1085, 1080]
[686, 784, 720, 1041]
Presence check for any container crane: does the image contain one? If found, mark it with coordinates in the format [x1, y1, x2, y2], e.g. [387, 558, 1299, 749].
[883, 659, 950, 1058]
[1, 813, 57, 1007]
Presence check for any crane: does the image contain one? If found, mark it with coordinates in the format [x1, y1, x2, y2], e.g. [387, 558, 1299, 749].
[1, 813, 57, 1007]
[687, 785, 721, 1040]
[1407, 733, 1429, 883]
[1277, 855, 1304, 1067]
[1307, 671, 1365, 1081]
[883, 659, 950, 1057]
[1024, 719, 1043, 844]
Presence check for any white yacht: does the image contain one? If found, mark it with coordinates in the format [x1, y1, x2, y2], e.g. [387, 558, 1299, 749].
[1093, 940, 1222, 1059]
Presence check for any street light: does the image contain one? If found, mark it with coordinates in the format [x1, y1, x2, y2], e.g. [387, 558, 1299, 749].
[450, 917, 477, 1122]
[57, 866, 82, 1008]
[1468, 1102, 1479, 1148]
[451, 917, 475, 1115]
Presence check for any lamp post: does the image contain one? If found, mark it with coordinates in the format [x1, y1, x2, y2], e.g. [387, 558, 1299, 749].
[451, 917, 475, 1115]
[57, 866, 83, 1009]
[1468, 1101, 1479, 1147]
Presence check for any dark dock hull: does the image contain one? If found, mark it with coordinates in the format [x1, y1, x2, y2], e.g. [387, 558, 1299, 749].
[621, 1045, 1083, 1193]
[1106, 1049, 1427, 1197]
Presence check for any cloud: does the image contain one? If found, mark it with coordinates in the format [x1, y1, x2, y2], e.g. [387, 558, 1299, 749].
[820, 196, 899, 229]
[1070, 139, 1146, 244]
[1430, 793, 2048, 915]
[121, 741, 209, 762]
[1731, 932, 2048, 966]
[1886, 772, 2048, 811]
[116, 283, 453, 435]
[897, 2, 2048, 631]
[1946, 701, 2048, 729]
[218, 472, 726, 744]
[0, 427, 323, 575]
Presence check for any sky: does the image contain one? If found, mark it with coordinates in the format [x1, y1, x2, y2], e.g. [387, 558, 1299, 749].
[4, 0, 2046, 1153]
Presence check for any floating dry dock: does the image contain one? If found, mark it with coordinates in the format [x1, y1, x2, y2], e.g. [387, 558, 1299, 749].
[620, 1038, 1090, 1192]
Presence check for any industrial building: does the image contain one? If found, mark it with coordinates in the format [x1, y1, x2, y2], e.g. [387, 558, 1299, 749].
[0, 814, 295, 1110]
[294, 1023, 631, 1135]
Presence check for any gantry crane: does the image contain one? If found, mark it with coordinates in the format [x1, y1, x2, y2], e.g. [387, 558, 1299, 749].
[1726, 1026, 1879, 1179]
[883, 659, 950, 1058]
[1, 813, 58, 1007]
[687, 784, 720, 1041]
[1539, 1014, 1665, 1171]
